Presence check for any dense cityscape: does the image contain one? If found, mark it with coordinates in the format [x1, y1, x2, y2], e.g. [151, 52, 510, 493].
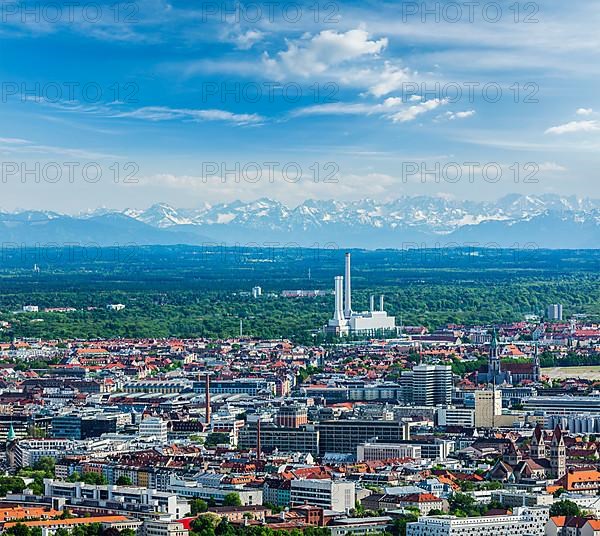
[0, 252, 598, 536]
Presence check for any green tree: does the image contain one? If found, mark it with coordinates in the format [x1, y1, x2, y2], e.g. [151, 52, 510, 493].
[190, 513, 221, 536]
[390, 514, 418, 536]
[4, 524, 31, 536]
[116, 475, 133, 486]
[222, 492, 242, 507]
[550, 500, 581, 517]
[68, 472, 107, 485]
[190, 498, 209, 515]
[32, 456, 55, 476]
[0, 476, 27, 495]
[205, 432, 230, 447]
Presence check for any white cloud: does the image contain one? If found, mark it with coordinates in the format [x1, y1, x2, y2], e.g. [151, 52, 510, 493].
[0, 138, 120, 159]
[263, 28, 388, 79]
[222, 28, 264, 50]
[537, 162, 567, 172]
[260, 28, 413, 97]
[367, 62, 411, 97]
[0, 137, 30, 144]
[291, 97, 446, 124]
[440, 110, 476, 121]
[576, 108, 594, 116]
[108, 106, 263, 125]
[390, 98, 447, 123]
[545, 120, 600, 135]
[453, 110, 476, 119]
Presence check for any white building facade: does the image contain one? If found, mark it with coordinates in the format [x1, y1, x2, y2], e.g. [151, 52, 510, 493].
[407, 507, 549, 536]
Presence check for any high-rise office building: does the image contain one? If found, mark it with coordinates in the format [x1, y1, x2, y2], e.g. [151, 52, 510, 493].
[317, 419, 407, 455]
[401, 364, 452, 406]
[474, 389, 503, 428]
[547, 304, 563, 321]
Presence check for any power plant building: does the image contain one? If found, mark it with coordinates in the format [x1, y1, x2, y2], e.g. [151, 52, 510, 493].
[324, 253, 396, 336]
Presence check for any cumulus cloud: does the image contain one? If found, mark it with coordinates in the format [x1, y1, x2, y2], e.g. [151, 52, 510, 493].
[260, 28, 413, 97]
[545, 120, 600, 135]
[576, 108, 594, 116]
[263, 28, 388, 79]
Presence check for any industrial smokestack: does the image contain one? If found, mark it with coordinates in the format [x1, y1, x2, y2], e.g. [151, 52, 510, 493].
[205, 374, 211, 426]
[333, 276, 344, 321]
[344, 253, 352, 318]
[370, 295, 375, 312]
[256, 419, 262, 460]
[380, 295, 384, 311]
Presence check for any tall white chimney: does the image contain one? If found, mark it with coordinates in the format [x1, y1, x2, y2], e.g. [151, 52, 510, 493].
[380, 295, 384, 311]
[333, 276, 345, 321]
[344, 253, 352, 318]
[370, 295, 375, 312]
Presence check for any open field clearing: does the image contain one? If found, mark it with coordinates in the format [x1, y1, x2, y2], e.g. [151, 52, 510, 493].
[543, 366, 600, 380]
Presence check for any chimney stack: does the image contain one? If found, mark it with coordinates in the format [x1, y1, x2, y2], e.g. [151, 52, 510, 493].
[256, 419, 262, 460]
[380, 295, 384, 311]
[333, 276, 344, 321]
[205, 374, 211, 426]
[344, 253, 352, 318]
[370, 295, 375, 312]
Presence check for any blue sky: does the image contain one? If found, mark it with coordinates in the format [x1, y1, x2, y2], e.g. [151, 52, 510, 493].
[0, 0, 599, 212]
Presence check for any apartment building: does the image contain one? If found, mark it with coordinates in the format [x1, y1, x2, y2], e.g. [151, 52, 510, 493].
[356, 442, 421, 462]
[407, 507, 549, 536]
[43, 479, 190, 519]
[290, 479, 355, 513]
[144, 520, 189, 536]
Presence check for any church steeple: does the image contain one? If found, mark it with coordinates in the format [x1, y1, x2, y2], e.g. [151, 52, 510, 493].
[550, 425, 566, 479]
[488, 329, 502, 380]
[531, 423, 546, 458]
[6, 423, 15, 443]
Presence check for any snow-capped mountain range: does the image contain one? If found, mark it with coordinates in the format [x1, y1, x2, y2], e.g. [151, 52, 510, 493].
[2, 194, 599, 248]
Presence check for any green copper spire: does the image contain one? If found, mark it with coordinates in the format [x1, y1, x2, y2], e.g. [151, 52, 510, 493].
[6, 423, 16, 442]
[490, 328, 498, 348]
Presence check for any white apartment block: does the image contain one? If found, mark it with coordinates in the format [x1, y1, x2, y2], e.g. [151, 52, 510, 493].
[290, 479, 355, 513]
[166, 475, 262, 506]
[43, 479, 190, 519]
[357, 442, 421, 462]
[139, 417, 168, 442]
[144, 520, 189, 536]
[407, 507, 549, 536]
[10, 439, 75, 468]
[437, 408, 475, 428]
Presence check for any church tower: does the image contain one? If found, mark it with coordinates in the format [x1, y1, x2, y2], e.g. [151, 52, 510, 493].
[530, 423, 546, 459]
[5, 423, 17, 468]
[504, 439, 522, 465]
[550, 425, 566, 478]
[487, 329, 502, 381]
